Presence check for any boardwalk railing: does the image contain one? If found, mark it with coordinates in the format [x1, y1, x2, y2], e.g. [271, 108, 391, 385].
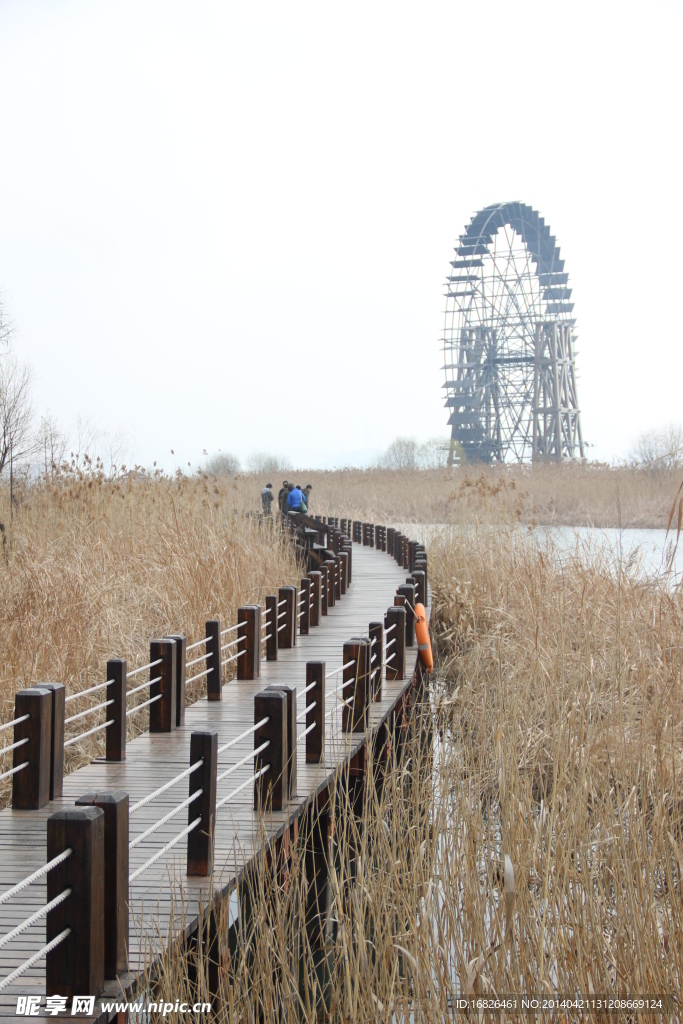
[0, 514, 429, 1008]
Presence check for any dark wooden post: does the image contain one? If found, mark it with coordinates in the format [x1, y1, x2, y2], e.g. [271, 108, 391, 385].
[237, 605, 262, 680]
[385, 606, 406, 681]
[46, 806, 105, 1001]
[322, 557, 336, 608]
[305, 662, 325, 763]
[12, 688, 51, 810]
[353, 520, 361, 542]
[187, 731, 218, 876]
[403, 538, 410, 570]
[369, 621, 384, 700]
[149, 638, 177, 732]
[165, 634, 186, 726]
[387, 526, 395, 555]
[340, 518, 347, 535]
[342, 639, 370, 733]
[278, 586, 297, 648]
[266, 684, 297, 799]
[408, 540, 416, 571]
[409, 570, 426, 607]
[414, 556, 428, 593]
[75, 791, 128, 978]
[265, 595, 278, 660]
[105, 659, 127, 762]
[205, 619, 222, 700]
[319, 564, 329, 615]
[299, 577, 311, 635]
[339, 551, 348, 595]
[308, 571, 322, 627]
[254, 690, 287, 812]
[341, 539, 352, 584]
[381, 526, 387, 552]
[397, 584, 416, 646]
[36, 683, 65, 800]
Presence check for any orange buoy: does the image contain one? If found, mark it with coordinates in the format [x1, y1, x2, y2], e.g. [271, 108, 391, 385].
[413, 602, 433, 672]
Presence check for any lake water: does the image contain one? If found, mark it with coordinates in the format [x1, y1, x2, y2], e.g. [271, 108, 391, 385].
[403, 524, 683, 588]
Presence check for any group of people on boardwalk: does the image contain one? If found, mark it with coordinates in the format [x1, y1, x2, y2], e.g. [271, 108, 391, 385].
[261, 480, 312, 516]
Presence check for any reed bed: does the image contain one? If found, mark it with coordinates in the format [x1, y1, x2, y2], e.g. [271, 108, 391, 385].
[0, 474, 300, 796]
[140, 522, 681, 1022]
[230, 463, 679, 529]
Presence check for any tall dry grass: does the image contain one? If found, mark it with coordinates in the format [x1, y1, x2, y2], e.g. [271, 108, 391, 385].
[0, 473, 300, 795]
[140, 522, 681, 1020]
[228, 463, 681, 529]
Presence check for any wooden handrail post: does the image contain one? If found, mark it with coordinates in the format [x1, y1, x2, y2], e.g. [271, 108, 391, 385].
[409, 569, 426, 606]
[408, 540, 416, 571]
[321, 556, 335, 607]
[237, 605, 262, 680]
[342, 639, 370, 733]
[307, 571, 322, 627]
[254, 690, 287, 812]
[46, 806, 105, 1002]
[414, 553, 428, 593]
[299, 577, 311, 635]
[12, 688, 52, 810]
[369, 621, 384, 700]
[387, 527, 395, 555]
[149, 638, 177, 732]
[340, 518, 347, 536]
[403, 538, 410, 570]
[341, 537, 352, 583]
[106, 659, 127, 761]
[265, 595, 278, 660]
[205, 619, 222, 700]
[75, 791, 129, 978]
[319, 565, 329, 616]
[397, 584, 416, 646]
[187, 731, 218, 876]
[278, 586, 297, 648]
[339, 551, 348, 595]
[35, 683, 65, 800]
[385, 606, 406, 681]
[380, 526, 387, 552]
[305, 662, 325, 763]
[266, 684, 297, 799]
[164, 634, 186, 726]
[353, 520, 361, 543]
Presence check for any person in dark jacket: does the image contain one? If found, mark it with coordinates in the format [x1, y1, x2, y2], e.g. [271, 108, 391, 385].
[261, 483, 274, 515]
[278, 480, 289, 514]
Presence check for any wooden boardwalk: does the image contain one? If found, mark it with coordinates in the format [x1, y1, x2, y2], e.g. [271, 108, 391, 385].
[0, 542, 426, 1020]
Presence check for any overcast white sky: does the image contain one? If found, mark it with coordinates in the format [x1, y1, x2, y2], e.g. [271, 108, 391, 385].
[0, 0, 681, 471]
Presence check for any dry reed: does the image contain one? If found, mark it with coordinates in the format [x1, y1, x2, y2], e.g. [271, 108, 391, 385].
[141, 522, 681, 1021]
[0, 473, 300, 798]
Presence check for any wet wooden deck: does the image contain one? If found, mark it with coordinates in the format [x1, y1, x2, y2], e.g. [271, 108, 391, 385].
[0, 542, 426, 1020]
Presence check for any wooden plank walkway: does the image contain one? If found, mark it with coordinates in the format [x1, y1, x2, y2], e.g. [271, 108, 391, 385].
[0, 542, 427, 1020]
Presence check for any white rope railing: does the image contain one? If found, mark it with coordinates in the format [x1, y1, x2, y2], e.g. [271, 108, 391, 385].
[125, 695, 161, 718]
[0, 737, 29, 758]
[0, 928, 71, 993]
[186, 666, 214, 685]
[186, 637, 209, 653]
[216, 719, 269, 757]
[127, 675, 162, 699]
[0, 887, 71, 951]
[216, 765, 269, 811]
[0, 761, 28, 783]
[129, 818, 201, 882]
[64, 719, 115, 747]
[130, 760, 204, 814]
[216, 741, 269, 784]
[64, 698, 114, 726]
[0, 849, 72, 907]
[64, 680, 112, 705]
[128, 658, 163, 680]
[129, 790, 203, 850]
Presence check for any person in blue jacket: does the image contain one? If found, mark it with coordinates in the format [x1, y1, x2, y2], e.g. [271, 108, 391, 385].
[286, 483, 304, 512]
